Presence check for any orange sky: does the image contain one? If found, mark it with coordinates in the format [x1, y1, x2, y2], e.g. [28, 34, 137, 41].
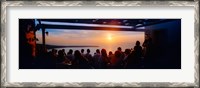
[36, 29, 144, 47]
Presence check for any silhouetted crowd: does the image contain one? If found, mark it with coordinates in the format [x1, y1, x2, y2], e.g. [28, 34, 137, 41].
[34, 36, 155, 69]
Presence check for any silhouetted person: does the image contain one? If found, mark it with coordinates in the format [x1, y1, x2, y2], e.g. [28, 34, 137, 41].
[67, 49, 73, 55]
[134, 41, 143, 58]
[74, 50, 91, 69]
[57, 50, 65, 63]
[67, 49, 74, 61]
[55, 50, 58, 57]
[85, 49, 93, 64]
[117, 47, 122, 52]
[108, 51, 114, 68]
[110, 51, 123, 69]
[20, 41, 33, 68]
[46, 49, 57, 68]
[93, 49, 101, 68]
[143, 35, 153, 54]
[124, 49, 131, 60]
[108, 51, 114, 62]
[117, 47, 125, 63]
[143, 35, 154, 62]
[125, 41, 144, 69]
[81, 49, 85, 56]
[62, 49, 67, 57]
[109, 51, 113, 56]
[142, 35, 156, 68]
[129, 41, 143, 68]
[123, 49, 131, 68]
[51, 49, 58, 57]
[100, 49, 109, 68]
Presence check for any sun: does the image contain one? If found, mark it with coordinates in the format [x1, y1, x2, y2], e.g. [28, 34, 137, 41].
[107, 34, 113, 41]
[108, 36, 112, 40]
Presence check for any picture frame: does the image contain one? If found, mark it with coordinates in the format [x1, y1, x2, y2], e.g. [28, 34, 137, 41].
[1, 0, 199, 87]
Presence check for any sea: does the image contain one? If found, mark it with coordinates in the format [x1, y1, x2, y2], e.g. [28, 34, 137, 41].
[51, 43, 136, 56]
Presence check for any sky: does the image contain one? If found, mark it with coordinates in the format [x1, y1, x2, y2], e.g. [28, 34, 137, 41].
[36, 29, 144, 47]
[35, 19, 145, 47]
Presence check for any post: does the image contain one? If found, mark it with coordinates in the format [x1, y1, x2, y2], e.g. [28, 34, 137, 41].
[38, 19, 46, 52]
[42, 27, 46, 52]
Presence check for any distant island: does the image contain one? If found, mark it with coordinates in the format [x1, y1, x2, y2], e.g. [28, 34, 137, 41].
[36, 44, 99, 49]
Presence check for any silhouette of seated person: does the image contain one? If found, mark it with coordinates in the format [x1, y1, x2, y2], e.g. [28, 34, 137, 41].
[108, 51, 114, 62]
[117, 47, 125, 61]
[134, 41, 143, 58]
[125, 41, 143, 68]
[62, 49, 67, 57]
[93, 49, 101, 68]
[44, 49, 57, 68]
[50, 49, 57, 58]
[99, 49, 110, 69]
[81, 49, 85, 56]
[67, 49, 74, 61]
[110, 51, 123, 69]
[74, 50, 92, 69]
[57, 50, 66, 63]
[123, 49, 131, 68]
[85, 49, 93, 64]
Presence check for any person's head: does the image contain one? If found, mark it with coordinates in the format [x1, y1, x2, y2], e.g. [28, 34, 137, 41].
[58, 50, 63, 56]
[125, 49, 131, 55]
[117, 47, 122, 51]
[145, 34, 149, 40]
[81, 49, 84, 53]
[115, 51, 121, 58]
[68, 49, 73, 54]
[96, 49, 100, 54]
[136, 41, 140, 46]
[87, 49, 90, 53]
[109, 51, 113, 55]
[101, 49, 107, 57]
[74, 50, 81, 58]
[52, 48, 55, 51]
[145, 34, 152, 40]
[62, 49, 65, 52]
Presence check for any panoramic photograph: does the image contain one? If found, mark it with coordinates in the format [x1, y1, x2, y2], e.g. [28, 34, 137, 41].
[19, 19, 181, 69]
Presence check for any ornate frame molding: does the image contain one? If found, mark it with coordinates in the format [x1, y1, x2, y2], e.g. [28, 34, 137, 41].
[1, 1, 199, 87]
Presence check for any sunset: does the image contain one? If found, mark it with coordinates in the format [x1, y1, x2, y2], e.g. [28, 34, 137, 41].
[107, 33, 112, 41]
[19, 19, 181, 69]
[36, 29, 144, 54]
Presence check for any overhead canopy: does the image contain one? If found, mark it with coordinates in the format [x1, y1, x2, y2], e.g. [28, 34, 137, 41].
[36, 19, 179, 31]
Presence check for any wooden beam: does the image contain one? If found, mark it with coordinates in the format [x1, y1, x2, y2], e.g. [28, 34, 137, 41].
[38, 20, 46, 51]
[42, 27, 46, 50]
[41, 24, 144, 32]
